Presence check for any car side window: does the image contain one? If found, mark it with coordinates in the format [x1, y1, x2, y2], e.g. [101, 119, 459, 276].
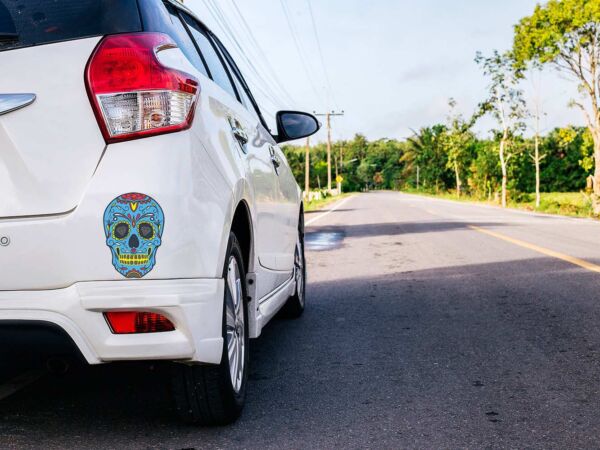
[180, 13, 238, 100]
[213, 37, 269, 129]
[161, 6, 209, 78]
[214, 44, 257, 117]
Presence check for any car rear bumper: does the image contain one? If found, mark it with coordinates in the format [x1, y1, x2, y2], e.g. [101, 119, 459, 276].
[0, 278, 224, 365]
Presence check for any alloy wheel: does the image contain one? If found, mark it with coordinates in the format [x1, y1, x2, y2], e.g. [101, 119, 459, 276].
[225, 256, 245, 393]
[294, 237, 305, 307]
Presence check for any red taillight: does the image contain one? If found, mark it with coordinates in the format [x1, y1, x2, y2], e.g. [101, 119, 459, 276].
[85, 33, 199, 143]
[104, 311, 175, 334]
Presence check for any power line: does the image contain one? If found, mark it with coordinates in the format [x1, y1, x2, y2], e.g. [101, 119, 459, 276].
[228, 0, 297, 106]
[305, 0, 338, 110]
[203, 0, 284, 107]
[201, 0, 289, 109]
[210, 0, 295, 107]
[278, 0, 324, 108]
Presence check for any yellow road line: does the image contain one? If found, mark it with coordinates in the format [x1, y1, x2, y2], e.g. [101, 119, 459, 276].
[469, 225, 600, 274]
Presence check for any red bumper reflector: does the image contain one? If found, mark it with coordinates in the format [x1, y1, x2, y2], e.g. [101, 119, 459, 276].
[104, 311, 175, 334]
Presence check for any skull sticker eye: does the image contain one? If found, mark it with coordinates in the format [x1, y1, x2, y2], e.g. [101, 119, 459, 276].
[138, 222, 154, 240]
[113, 222, 130, 240]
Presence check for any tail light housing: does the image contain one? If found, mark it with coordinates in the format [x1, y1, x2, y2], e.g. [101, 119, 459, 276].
[104, 311, 175, 334]
[85, 33, 199, 143]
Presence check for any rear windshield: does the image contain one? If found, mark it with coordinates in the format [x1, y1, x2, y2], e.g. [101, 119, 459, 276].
[0, 0, 142, 52]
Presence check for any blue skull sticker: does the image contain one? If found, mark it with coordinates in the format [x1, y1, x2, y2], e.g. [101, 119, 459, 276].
[103, 193, 165, 278]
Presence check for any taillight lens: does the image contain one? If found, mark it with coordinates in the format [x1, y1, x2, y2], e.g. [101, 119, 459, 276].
[85, 33, 199, 143]
[104, 311, 175, 334]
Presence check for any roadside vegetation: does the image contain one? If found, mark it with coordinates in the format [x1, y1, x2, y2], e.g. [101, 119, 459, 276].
[304, 192, 353, 212]
[284, 0, 600, 219]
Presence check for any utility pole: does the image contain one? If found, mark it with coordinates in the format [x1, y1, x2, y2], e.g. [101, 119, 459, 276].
[334, 154, 339, 179]
[339, 145, 344, 194]
[304, 137, 310, 197]
[314, 110, 344, 193]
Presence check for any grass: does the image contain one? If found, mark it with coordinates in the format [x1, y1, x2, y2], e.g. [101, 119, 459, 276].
[304, 193, 353, 212]
[510, 192, 593, 217]
[404, 188, 595, 219]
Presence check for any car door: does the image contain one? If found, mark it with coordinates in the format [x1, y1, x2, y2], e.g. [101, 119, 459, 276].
[212, 39, 299, 275]
[267, 141, 302, 270]
[179, 13, 293, 281]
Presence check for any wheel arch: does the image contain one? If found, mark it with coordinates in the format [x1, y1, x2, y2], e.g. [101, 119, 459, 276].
[299, 201, 305, 235]
[230, 200, 254, 274]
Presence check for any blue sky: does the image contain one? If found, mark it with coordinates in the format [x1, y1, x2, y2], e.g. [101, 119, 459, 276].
[185, 0, 583, 142]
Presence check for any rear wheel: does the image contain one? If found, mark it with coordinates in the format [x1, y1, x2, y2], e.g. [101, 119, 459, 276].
[171, 233, 249, 425]
[281, 215, 306, 318]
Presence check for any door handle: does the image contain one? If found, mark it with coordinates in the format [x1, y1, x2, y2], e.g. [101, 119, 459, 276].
[232, 126, 248, 145]
[269, 146, 281, 174]
[271, 155, 281, 169]
[228, 116, 248, 147]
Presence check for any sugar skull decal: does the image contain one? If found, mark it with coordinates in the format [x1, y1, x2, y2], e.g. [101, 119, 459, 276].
[103, 193, 165, 278]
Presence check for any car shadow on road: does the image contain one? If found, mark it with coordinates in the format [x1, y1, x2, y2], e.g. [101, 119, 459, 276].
[308, 221, 508, 238]
[2, 257, 600, 447]
[244, 256, 600, 447]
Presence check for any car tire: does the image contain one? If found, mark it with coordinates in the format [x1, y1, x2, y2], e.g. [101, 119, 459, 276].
[281, 214, 306, 318]
[171, 233, 249, 426]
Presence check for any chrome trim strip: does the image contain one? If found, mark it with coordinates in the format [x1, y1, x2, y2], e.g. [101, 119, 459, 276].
[0, 206, 77, 223]
[0, 93, 36, 116]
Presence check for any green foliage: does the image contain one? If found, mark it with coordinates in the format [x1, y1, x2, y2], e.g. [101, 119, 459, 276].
[476, 50, 527, 135]
[439, 99, 477, 193]
[402, 125, 450, 192]
[282, 126, 593, 200]
[513, 0, 600, 206]
[281, 134, 406, 192]
[513, 0, 600, 69]
[468, 140, 501, 198]
[542, 127, 592, 191]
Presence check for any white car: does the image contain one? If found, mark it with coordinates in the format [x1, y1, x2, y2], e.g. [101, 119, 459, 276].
[0, 0, 319, 425]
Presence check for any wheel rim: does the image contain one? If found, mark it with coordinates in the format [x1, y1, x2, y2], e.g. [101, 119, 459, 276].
[225, 256, 245, 393]
[294, 236, 305, 307]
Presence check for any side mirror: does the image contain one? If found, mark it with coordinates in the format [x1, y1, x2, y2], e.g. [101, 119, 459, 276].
[275, 111, 321, 143]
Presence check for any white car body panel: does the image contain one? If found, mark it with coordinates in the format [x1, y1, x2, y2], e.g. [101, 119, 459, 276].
[0, 4, 304, 364]
[0, 37, 105, 217]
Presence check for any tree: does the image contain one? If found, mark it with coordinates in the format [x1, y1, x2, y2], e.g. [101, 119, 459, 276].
[476, 50, 527, 207]
[440, 99, 477, 198]
[469, 140, 501, 199]
[402, 125, 449, 192]
[544, 126, 592, 191]
[529, 70, 547, 208]
[513, 0, 600, 212]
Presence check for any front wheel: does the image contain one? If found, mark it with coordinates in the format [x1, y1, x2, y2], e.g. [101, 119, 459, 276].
[281, 217, 306, 318]
[171, 233, 249, 425]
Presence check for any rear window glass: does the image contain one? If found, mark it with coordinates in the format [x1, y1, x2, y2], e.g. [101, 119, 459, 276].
[0, 0, 141, 52]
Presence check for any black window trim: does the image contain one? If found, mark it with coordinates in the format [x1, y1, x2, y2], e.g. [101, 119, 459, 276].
[174, 8, 241, 103]
[159, 2, 210, 78]
[168, 7, 212, 82]
[210, 32, 271, 132]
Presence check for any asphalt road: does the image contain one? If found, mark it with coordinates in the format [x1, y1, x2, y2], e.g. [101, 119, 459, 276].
[4, 191, 600, 448]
